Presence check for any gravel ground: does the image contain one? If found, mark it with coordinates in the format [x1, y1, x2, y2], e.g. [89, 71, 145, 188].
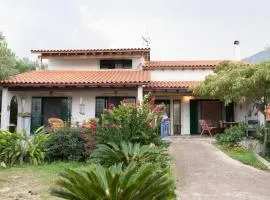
[169, 137, 270, 200]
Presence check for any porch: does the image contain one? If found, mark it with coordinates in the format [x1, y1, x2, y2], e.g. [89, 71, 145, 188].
[0, 87, 143, 134]
[1, 88, 235, 135]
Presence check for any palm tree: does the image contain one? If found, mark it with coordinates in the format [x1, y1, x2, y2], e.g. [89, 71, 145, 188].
[51, 163, 175, 200]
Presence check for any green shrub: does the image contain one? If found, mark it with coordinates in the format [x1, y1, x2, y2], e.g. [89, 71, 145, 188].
[94, 94, 165, 146]
[89, 141, 170, 169]
[44, 127, 89, 162]
[216, 124, 245, 147]
[51, 163, 176, 200]
[0, 127, 50, 167]
[253, 124, 270, 149]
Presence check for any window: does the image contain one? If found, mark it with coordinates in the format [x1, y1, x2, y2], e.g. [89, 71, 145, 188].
[95, 96, 136, 119]
[100, 60, 132, 69]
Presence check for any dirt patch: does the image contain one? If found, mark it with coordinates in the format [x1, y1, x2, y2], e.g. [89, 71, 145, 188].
[0, 172, 59, 200]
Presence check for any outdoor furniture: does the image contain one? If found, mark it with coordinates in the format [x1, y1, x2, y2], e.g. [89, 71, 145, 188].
[223, 121, 239, 129]
[245, 119, 259, 136]
[48, 118, 65, 132]
[199, 120, 217, 137]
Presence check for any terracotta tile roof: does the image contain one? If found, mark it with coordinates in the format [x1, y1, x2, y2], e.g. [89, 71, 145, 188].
[31, 48, 150, 53]
[146, 81, 200, 89]
[0, 70, 150, 87]
[143, 60, 249, 70]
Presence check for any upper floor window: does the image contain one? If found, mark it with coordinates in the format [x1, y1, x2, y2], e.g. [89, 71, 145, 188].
[100, 59, 132, 69]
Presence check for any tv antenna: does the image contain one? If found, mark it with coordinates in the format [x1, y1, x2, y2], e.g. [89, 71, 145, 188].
[142, 28, 151, 48]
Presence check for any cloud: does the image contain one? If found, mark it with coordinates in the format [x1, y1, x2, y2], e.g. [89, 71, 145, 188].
[0, 0, 270, 60]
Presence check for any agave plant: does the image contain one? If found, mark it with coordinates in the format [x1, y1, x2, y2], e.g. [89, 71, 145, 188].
[89, 141, 170, 168]
[51, 163, 175, 200]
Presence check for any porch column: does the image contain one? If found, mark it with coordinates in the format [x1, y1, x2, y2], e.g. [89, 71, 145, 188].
[181, 96, 191, 135]
[170, 99, 174, 135]
[1, 88, 12, 130]
[137, 85, 143, 104]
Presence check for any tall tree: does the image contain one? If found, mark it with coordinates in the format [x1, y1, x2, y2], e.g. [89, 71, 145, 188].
[193, 61, 270, 154]
[0, 42, 18, 79]
[0, 31, 5, 41]
[16, 57, 39, 73]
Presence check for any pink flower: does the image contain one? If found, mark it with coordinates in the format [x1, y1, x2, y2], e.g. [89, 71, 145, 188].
[90, 124, 97, 130]
[121, 99, 129, 104]
[79, 133, 85, 138]
[108, 103, 115, 109]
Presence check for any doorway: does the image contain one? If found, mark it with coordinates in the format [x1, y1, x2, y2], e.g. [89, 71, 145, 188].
[9, 96, 18, 132]
[31, 97, 72, 133]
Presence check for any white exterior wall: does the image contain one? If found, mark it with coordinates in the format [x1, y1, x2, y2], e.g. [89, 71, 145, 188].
[47, 57, 144, 70]
[181, 96, 191, 135]
[150, 69, 213, 81]
[11, 88, 138, 134]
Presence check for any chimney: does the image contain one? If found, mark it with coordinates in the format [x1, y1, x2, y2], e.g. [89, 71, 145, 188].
[233, 40, 241, 61]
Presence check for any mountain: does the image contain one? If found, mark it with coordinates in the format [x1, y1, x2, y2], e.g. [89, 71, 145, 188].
[244, 49, 270, 63]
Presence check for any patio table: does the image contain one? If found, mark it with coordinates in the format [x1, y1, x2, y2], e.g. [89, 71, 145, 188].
[222, 121, 239, 129]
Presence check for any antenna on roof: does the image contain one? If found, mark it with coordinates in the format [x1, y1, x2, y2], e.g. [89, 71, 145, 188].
[142, 27, 151, 48]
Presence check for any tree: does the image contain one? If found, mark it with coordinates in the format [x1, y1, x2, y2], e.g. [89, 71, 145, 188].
[0, 31, 5, 41]
[193, 61, 270, 154]
[16, 57, 39, 73]
[0, 42, 18, 79]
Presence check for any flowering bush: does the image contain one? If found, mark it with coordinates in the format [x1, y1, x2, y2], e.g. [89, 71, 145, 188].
[80, 118, 99, 152]
[94, 94, 165, 145]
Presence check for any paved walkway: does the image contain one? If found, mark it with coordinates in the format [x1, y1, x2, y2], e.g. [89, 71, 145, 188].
[168, 136, 270, 200]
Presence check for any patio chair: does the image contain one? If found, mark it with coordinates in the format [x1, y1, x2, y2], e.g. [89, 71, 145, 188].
[48, 118, 65, 132]
[199, 120, 217, 137]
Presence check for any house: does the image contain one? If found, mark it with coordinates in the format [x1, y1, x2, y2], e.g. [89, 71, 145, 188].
[0, 46, 263, 135]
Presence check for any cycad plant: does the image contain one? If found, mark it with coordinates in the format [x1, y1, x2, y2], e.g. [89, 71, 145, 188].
[51, 163, 175, 200]
[90, 141, 170, 168]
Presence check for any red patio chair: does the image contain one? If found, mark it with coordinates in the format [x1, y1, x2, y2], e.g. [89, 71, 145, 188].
[199, 120, 217, 137]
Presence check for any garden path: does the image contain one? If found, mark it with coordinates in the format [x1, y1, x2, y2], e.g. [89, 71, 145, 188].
[169, 136, 270, 200]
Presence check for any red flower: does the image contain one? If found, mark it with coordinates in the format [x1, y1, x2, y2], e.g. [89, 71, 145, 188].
[147, 125, 153, 129]
[121, 99, 129, 104]
[90, 124, 97, 129]
[79, 133, 85, 138]
[148, 98, 155, 105]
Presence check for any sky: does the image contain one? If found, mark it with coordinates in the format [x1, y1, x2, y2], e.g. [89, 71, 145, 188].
[0, 0, 270, 61]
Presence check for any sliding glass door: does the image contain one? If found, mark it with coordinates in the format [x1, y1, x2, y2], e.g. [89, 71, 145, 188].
[31, 97, 72, 133]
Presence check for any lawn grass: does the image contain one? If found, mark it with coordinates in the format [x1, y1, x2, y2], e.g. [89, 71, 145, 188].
[0, 162, 88, 200]
[220, 146, 268, 170]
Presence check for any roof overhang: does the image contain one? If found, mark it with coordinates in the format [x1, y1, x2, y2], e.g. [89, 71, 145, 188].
[31, 48, 150, 61]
